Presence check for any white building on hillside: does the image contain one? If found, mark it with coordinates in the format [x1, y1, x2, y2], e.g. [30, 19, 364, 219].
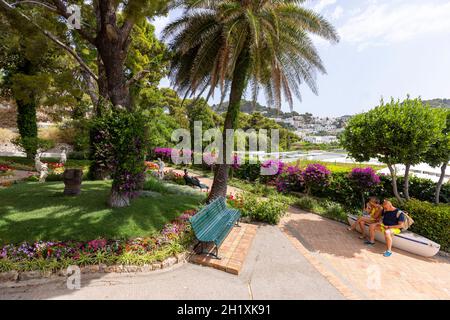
[303, 135, 338, 144]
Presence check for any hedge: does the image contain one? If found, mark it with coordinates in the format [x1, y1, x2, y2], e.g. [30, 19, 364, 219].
[391, 198, 450, 252]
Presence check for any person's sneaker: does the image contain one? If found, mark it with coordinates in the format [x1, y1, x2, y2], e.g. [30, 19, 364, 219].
[364, 240, 375, 246]
[383, 251, 393, 257]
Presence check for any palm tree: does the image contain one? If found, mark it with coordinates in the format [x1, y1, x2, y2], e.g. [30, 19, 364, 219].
[163, 0, 339, 200]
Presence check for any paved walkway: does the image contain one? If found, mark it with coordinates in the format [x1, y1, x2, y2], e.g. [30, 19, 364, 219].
[0, 225, 343, 300]
[0, 169, 31, 186]
[280, 207, 450, 300]
[165, 168, 243, 196]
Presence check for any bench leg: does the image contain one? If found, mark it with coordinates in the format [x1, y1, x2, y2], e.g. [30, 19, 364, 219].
[209, 245, 221, 260]
[193, 240, 202, 253]
[194, 242, 221, 260]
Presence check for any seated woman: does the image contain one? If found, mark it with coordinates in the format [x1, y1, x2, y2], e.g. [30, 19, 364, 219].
[348, 196, 382, 239]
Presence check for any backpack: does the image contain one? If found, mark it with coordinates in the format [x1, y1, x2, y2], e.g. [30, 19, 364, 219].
[397, 210, 414, 231]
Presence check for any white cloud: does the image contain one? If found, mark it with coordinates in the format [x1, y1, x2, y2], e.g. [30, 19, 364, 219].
[331, 5, 344, 20]
[339, 1, 450, 50]
[151, 8, 184, 39]
[313, 0, 337, 12]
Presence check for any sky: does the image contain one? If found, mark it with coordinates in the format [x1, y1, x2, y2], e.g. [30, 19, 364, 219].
[151, 0, 450, 117]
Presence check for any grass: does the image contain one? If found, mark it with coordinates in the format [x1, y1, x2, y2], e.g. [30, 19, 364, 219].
[287, 159, 385, 173]
[0, 180, 205, 244]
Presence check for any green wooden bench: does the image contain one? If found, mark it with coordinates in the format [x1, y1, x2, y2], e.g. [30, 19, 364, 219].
[189, 196, 241, 259]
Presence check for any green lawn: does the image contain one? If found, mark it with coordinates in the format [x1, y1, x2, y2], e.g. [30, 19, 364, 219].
[0, 180, 204, 244]
[287, 159, 385, 173]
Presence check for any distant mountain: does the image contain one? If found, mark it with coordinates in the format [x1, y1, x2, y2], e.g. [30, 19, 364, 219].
[423, 99, 450, 109]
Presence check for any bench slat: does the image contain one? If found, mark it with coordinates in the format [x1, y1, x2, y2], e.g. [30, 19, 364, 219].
[190, 197, 241, 248]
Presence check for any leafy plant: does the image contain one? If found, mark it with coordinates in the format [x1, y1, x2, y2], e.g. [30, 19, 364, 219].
[236, 193, 288, 225]
[391, 198, 450, 252]
[301, 164, 331, 195]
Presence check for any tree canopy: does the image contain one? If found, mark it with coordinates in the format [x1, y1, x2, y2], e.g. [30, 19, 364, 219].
[340, 97, 446, 201]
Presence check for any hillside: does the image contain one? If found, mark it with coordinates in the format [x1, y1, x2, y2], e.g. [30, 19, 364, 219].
[211, 100, 299, 118]
[423, 98, 450, 109]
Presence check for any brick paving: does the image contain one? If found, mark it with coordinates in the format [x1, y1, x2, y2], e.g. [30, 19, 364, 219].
[164, 168, 450, 298]
[280, 207, 450, 300]
[189, 223, 258, 275]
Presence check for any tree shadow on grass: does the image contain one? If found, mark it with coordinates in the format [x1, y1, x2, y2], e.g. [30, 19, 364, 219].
[0, 181, 204, 244]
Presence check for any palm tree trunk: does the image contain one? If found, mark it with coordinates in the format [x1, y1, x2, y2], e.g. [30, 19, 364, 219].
[208, 49, 250, 201]
[403, 163, 411, 200]
[387, 163, 402, 202]
[435, 162, 447, 204]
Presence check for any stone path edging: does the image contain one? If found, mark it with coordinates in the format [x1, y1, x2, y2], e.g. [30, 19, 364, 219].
[0, 252, 190, 284]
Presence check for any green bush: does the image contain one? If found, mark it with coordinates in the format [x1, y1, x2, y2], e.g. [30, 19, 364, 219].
[392, 198, 450, 252]
[239, 193, 288, 225]
[315, 171, 449, 206]
[91, 110, 148, 197]
[12, 136, 54, 158]
[295, 195, 349, 223]
[68, 151, 90, 160]
[143, 176, 170, 194]
[316, 172, 360, 209]
[295, 196, 321, 212]
[374, 175, 450, 204]
[234, 162, 261, 182]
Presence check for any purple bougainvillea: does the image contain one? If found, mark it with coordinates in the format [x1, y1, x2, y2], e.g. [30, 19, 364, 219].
[261, 159, 285, 176]
[231, 154, 241, 170]
[348, 167, 381, 190]
[154, 147, 173, 159]
[275, 165, 303, 193]
[301, 163, 331, 195]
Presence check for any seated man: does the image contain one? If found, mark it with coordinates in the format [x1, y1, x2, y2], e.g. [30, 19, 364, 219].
[183, 169, 209, 190]
[365, 200, 405, 257]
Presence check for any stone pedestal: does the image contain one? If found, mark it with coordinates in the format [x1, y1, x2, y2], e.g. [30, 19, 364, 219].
[63, 169, 83, 196]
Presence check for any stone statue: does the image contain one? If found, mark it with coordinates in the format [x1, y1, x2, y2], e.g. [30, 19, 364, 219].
[157, 158, 165, 180]
[34, 154, 49, 183]
[59, 148, 67, 164]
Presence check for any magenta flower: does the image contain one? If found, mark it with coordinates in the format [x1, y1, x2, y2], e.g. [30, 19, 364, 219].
[348, 167, 381, 190]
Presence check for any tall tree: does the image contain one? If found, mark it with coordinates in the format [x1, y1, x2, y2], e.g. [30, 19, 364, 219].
[395, 98, 446, 200]
[340, 98, 446, 202]
[424, 110, 450, 204]
[163, 0, 338, 200]
[0, 0, 169, 207]
[0, 12, 83, 157]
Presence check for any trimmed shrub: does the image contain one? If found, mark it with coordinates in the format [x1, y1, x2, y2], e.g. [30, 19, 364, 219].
[231, 193, 288, 225]
[234, 162, 261, 182]
[374, 175, 450, 204]
[392, 198, 450, 252]
[301, 163, 331, 195]
[295, 195, 348, 222]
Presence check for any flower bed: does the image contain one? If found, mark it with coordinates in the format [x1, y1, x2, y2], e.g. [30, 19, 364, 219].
[145, 161, 159, 171]
[164, 170, 185, 185]
[0, 164, 14, 178]
[0, 209, 197, 273]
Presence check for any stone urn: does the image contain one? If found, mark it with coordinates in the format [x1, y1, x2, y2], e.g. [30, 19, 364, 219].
[62, 169, 83, 196]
